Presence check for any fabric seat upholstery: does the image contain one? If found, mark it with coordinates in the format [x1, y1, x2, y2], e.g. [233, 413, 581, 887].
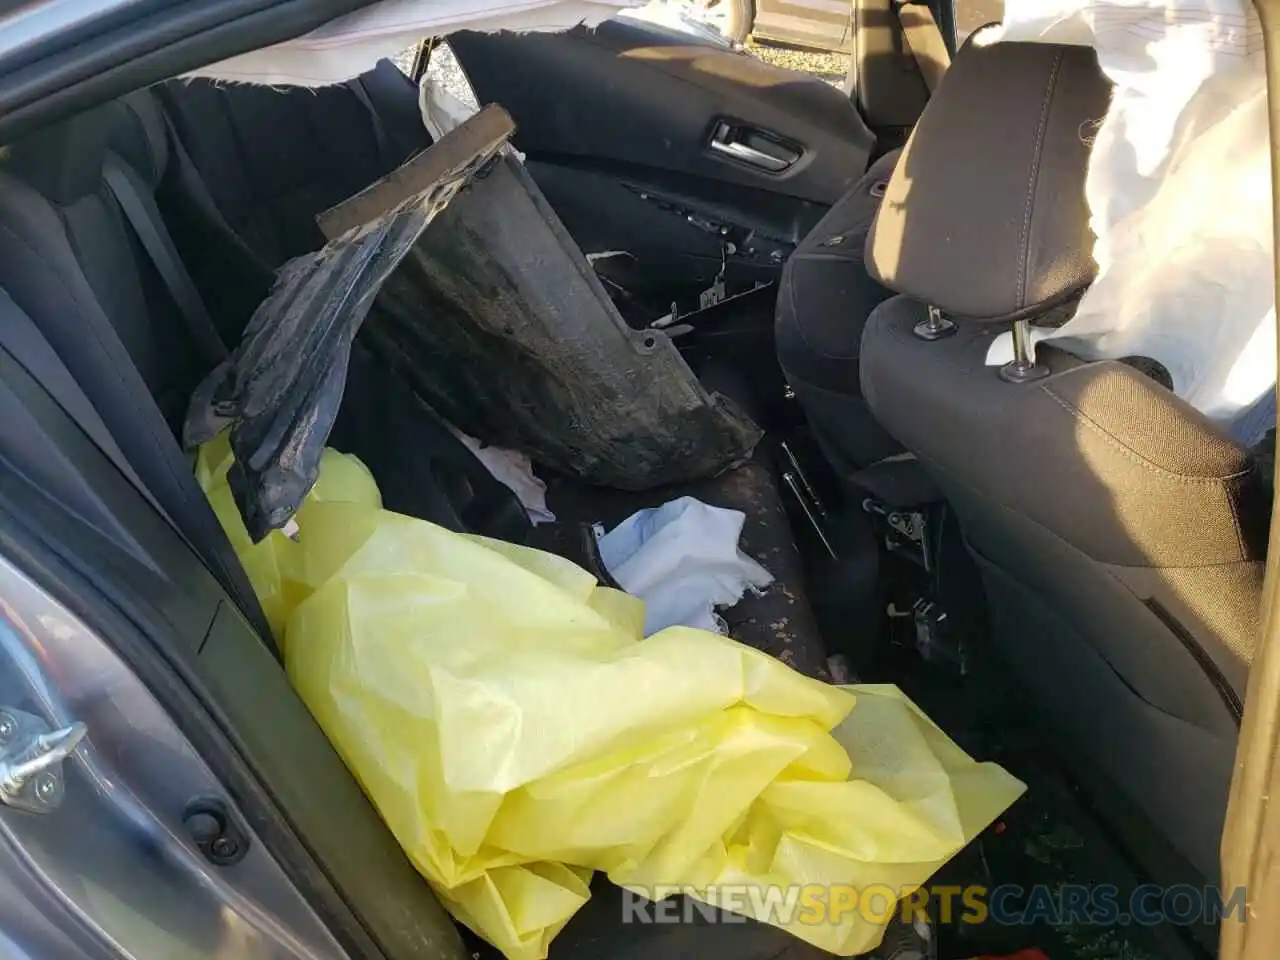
[859, 39, 1267, 883]
[0, 99, 270, 635]
[775, 148, 903, 475]
[159, 60, 431, 270]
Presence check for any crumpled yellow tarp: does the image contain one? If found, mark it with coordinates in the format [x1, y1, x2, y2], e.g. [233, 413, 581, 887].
[197, 434, 1025, 959]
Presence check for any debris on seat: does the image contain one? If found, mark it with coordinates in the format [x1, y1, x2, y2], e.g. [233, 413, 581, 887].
[364, 150, 762, 492]
[188, 98, 759, 543]
[184, 105, 517, 541]
[419, 72, 476, 140]
[197, 436, 1025, 960]
[530, 459, 833, 679]
[596, 496, 772, 634]
[450, 427, 556, 525]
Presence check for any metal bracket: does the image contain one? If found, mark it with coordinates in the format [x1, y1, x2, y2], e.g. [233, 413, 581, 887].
[914, 305, 957, 341]
[864, 499, 932, 571]
[0, 709, 86, 815]
[999, 318, 1049, 383]
[779, 443, 836, 560]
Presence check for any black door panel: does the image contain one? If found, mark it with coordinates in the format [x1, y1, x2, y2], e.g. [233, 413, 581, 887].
[526, 159, 830, 299]
[451, 22, 872, 205]
[450, 20, 873, 303]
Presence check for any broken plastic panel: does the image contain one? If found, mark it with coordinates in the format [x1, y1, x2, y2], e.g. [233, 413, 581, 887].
[360, 151, 762, 492]
[189, 101, 760, 543]
[185, 105, 516, 541]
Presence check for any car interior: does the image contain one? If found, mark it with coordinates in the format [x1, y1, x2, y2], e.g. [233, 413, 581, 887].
[0, 8, 1262, 960]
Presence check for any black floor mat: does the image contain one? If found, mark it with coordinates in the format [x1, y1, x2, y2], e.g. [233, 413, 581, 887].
[865, 642, 1209, 960]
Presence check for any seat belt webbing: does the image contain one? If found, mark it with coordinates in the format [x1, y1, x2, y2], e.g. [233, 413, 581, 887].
[97, 158, 275, 647]
[895, 1, 951, 94]
[102, 157, 229, 368]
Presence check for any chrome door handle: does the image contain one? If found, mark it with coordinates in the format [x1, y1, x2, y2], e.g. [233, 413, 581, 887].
[708, 138, 792, 171]
[709, 122, 800, 172]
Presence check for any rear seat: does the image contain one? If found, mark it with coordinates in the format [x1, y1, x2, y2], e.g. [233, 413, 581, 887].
[0, 74, 834, 682]
[157, 60, 431, 273]
[0, 98, 271, 637]
[0, 79, 530, 587]
[0, 77, 852, 959]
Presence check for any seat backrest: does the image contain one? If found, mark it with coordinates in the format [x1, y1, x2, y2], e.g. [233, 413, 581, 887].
[0, 104, 211, 427]
[158, 59, 431, 269]
[0, 97, 270, 639]
[151, 75, 532, 544]
[858, 39, 1268, 883]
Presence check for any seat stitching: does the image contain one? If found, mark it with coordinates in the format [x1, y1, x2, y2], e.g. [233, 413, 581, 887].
[964, 448, 1258, 569]
[1040, 383, 1252, 484]
[790, 250, 870, 264]
[1222, 472, 1249, 559]
[1018, 52, 1064, 309]
[871, 312, 1255, 562]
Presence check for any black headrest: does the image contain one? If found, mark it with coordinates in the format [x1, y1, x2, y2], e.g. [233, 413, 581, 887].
[866, 38, 1112, 322]
[1, 92, 170, 204]
[113, 91, 171, 191]
[3, 104, 116, 205]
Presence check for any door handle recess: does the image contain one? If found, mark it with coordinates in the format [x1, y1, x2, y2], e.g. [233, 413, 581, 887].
[709, 122, 801, 172]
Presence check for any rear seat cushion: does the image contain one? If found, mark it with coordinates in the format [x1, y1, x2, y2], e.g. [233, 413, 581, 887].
[0, 101, 272, 636]
[111, 92, 170, 190]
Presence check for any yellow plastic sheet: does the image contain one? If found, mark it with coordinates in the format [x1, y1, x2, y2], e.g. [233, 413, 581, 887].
[198, 435, 1026, 959]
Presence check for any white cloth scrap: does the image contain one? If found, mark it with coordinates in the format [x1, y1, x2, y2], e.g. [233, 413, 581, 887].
[596, 496, 773, 636]
[188, 0, 646, 86]
[986, 0, 1275, 445]
[450, 428, 556, 525]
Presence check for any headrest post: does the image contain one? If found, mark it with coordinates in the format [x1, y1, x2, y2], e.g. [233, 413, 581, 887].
[998, 319, 1049, 383]
[914, 305, 957, 341]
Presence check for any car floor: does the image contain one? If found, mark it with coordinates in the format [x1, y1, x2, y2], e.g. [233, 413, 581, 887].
[496, 283, 1215, 960]
[526, 454, 833, 680]
[880, 647, 1205, 960]
[460, 447, 1205, 959]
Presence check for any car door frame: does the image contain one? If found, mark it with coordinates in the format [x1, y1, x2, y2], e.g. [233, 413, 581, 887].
[1218, 0, 1280, 956]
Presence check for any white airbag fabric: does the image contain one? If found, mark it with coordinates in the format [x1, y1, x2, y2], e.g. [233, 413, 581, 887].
[189, 0, 644, 86]
[988, 0, 1275, 445]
